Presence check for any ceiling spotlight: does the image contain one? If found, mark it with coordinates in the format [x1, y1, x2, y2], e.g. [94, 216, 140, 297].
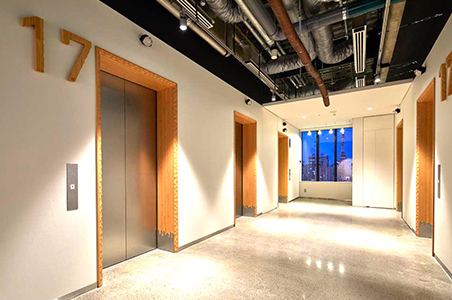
[271, 48, 279, 60]
[302, 116, 306, 119]
[329, 129, 333, 134]
[283, 128, 287, 133]
[307, 131, 312, 136]
[199, 0, 207, 6]
[180, 13, 188, 31]
[283, 122, 287, 126]
[340, 128, 345, 134]
[374, 74, 381, 84]
[245, 99, 252, 106]
[367, 107, 373, 111]
[139, 34, 153, 47]
[414, 66, 426, 76]
[318, 130, 322, 135]
[271, 93, 276, 101]
[394, 108, 401, 114]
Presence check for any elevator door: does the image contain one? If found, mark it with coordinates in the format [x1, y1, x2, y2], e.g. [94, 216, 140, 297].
[235, 122, 243, 218]
[101, 71, 157, 268]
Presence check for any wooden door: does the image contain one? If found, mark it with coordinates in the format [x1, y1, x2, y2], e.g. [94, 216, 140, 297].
[278, 133, 289, 203]
[235, 122, 243, 218]
[416, 79, 435, 238]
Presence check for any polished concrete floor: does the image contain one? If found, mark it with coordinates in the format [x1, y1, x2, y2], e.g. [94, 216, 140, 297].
[76, 198, 452, 300]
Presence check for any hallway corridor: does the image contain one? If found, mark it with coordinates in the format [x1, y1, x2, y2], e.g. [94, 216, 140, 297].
[77, 199, 452, 300]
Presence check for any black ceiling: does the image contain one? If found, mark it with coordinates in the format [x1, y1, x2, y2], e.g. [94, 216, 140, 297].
[99, 0, 272, 104]
[387, 0, 451, 81]
[99, 0, 451, 104]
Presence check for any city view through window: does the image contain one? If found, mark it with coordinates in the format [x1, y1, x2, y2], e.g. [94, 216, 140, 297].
[302, 128, 353, 182]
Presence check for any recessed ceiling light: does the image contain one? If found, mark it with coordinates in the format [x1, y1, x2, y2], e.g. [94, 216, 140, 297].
[302, 116, 306, 119]
[367, 107, 373, 111]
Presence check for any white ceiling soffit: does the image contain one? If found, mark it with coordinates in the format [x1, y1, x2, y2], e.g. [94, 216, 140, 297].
[264, 80, 412, 130]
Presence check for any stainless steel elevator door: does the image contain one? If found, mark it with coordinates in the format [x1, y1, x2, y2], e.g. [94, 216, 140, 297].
[101, 72, 127, 268]
[125, 80, 157, 259]
[101, 71, 157, 269]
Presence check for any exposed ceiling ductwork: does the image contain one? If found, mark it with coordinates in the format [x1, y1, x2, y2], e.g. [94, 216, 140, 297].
[268, 0, 330, 106]
[151, 0, 422, 104]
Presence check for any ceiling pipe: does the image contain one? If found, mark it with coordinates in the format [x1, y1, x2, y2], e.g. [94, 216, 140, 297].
[268, 0, 330, 107]
[272, 0, 406, 40]
[235, 0, 275, 46]
[243, 20, 273, 55]
[205, 0, 273, 54]
[155, 0, 229, 56]
[375, 0, 391, 78]
[303, 0, 353, 65]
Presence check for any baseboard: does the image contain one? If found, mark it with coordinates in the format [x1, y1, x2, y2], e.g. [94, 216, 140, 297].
[57, 282, 97, 300]
[289, 197, 300, 202]
[258, 207, 278, 216]
[402, 217, 416, 235]
[179, 225, 234, 251]
[299, 196, 352, 203]
[434, 254, 452, 281]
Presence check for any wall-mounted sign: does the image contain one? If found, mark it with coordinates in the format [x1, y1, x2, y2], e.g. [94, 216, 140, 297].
[22, 16, 92, 82]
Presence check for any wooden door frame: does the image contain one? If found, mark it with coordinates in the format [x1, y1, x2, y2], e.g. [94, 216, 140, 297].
[233, 111, 257, 225]
[95, 47, 178, 287]
[415, 78, 435, 247]
[396, 120, 403, 214]
[278, 132, 289, 203]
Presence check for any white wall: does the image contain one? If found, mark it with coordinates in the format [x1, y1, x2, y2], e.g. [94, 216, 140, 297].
[0, 1, 298, 299]
[352, 118, 364, 206]
[299, 182, 352, 200]
[284, 124, 301, 201]
[352, 115, 395, 208]
[398, 16, 452, 273]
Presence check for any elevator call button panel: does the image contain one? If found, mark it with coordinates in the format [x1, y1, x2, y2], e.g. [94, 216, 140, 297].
[67, 163, 78, 211]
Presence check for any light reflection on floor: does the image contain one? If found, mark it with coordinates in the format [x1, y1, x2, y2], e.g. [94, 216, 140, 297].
[76, 198, 452, 300]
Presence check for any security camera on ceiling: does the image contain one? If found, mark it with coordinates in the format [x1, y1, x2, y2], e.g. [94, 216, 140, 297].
[414, 66, 426, 76]
[139, 34, 153, 47]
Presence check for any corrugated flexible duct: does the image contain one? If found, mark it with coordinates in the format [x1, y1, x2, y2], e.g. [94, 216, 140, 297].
[205, 0, 247, 23]
[267, 0, 330, 106]
[303, 0, 353, 64]
[262, 0, 317, 74]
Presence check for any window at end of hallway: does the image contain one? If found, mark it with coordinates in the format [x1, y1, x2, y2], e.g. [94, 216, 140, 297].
[301, 128, 353, 182]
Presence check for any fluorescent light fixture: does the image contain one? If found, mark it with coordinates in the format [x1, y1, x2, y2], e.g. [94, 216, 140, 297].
[367, 107, 373, 111]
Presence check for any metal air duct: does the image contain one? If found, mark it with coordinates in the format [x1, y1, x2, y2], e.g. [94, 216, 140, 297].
[156, 0, 229, 56]
[205, 0, 246, 23]
[268, 0, 330, 106]
[302, 0, 353, 65]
